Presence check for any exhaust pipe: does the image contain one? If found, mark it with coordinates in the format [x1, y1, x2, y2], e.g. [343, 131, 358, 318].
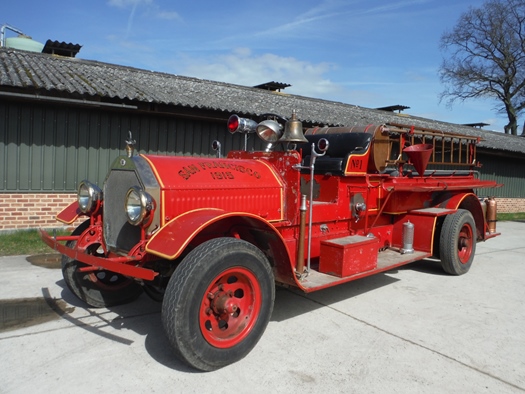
[295, 195, 307, 277]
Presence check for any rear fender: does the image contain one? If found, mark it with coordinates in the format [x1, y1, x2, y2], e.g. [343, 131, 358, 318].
[145, 210, 294, 282]
[439, 193, 485, 240]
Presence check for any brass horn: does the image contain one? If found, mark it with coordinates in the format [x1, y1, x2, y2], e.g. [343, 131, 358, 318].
[280, 110, 308, 143]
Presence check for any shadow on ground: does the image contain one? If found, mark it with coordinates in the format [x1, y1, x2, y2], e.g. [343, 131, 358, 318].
[21, 257, 443, 372]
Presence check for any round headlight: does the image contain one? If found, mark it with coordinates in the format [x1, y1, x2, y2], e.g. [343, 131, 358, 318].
[256, 120, 282, 143]
[317, 138, 330, 153]
[77, 181, 102, 214]
[125, 186, 154, 226]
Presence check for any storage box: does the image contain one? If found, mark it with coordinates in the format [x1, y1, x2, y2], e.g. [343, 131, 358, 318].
[319, 235, 378, 277]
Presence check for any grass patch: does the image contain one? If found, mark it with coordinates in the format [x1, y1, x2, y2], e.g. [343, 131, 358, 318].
[497, 212, 525, 221]
[0, 229, 69, 256]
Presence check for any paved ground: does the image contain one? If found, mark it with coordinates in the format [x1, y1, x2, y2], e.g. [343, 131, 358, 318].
[1, 221, 524, 393]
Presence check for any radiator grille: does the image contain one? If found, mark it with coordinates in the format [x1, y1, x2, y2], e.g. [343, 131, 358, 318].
[103, 170, 142, 253]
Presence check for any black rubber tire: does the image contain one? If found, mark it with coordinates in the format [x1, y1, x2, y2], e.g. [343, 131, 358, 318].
[439, 209, 476, 275]
[161, 237, 275, 371]
[143, 283, 165, 302]
[62, 221, 143, 308]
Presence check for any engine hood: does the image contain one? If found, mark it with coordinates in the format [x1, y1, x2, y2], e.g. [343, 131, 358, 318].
[142, 154, 280, 189]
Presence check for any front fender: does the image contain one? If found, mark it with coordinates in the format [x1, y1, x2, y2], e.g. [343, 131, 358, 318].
[56, 201, 82, 224]
[145, 208, 223, 259]
[145, 209, 291, 262]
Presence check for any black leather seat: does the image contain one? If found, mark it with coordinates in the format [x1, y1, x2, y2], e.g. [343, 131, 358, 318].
[298, 133, 372, 175]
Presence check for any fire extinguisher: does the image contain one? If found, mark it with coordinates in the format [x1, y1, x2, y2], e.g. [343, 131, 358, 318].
[486, 196, 497, 234]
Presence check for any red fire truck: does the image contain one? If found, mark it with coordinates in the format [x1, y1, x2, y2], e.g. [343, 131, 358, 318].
[40, 111, 500, 371]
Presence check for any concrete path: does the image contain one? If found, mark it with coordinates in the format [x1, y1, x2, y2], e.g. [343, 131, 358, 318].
[1, 221, 524, 393]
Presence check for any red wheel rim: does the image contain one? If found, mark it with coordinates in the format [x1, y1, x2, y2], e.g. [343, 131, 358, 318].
[457, 222, 474, 264]
[199, 266, 261, 348]
[86, 270, 133, 291]
[81, 244, 133, 291]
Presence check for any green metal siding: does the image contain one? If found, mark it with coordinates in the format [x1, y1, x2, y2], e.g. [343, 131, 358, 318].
[477, 152, 525, 198]
[0, 100, 247, 192]
[2, 99, 524, 197]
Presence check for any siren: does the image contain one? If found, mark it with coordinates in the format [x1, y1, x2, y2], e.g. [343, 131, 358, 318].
[227, 115, 258, 134]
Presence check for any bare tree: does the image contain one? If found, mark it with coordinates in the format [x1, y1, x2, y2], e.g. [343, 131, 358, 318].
[439, 0, 525, 135]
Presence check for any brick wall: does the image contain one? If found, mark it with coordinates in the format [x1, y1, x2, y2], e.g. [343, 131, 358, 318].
[1, 193, 524, 232]
[0, 193, 79, 231]
[495, 198, 525, 213]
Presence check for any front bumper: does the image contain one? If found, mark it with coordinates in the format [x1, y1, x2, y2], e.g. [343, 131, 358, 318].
[39, 229, 158, 281]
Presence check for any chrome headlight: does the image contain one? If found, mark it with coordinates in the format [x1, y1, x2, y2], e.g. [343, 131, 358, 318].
[77, 180, 102, 214]
[125, 186, 155, 226]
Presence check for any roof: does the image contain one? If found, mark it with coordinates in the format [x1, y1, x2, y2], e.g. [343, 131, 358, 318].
[1, 48, 525, 155]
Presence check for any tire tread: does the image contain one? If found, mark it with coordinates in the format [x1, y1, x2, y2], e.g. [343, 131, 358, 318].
[162, 237, 274, 371]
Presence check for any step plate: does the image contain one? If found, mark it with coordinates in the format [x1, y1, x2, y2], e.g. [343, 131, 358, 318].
[301, 249, 430, 291]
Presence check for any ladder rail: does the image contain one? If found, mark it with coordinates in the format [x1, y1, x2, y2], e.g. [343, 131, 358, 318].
[383, 123, 481, 169]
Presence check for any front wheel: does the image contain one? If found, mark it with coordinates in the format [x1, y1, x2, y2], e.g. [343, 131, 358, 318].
[439, 209, 477, 275]
[62, 221, 143, 307]
[162, 238, 275, 371]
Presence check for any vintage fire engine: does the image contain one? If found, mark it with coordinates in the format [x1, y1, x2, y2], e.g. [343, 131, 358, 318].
[40, 111, 500, 371]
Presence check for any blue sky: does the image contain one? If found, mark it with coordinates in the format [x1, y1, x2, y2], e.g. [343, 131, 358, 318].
[3, 0, 509, 132]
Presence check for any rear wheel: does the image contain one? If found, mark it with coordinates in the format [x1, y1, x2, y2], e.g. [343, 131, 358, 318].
[162, 237, 275, 371]
[62, 221, 143, 307]
[439, 209, 476, 275]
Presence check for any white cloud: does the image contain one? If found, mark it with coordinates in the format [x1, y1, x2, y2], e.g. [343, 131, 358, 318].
[363, 0, 433, 15]
[107, 0, 182, 40]
[156, 10, 181, 21]
[108, 0, 152, 8]
[178, 48, 344, 99]
[108, 0, 181, 21]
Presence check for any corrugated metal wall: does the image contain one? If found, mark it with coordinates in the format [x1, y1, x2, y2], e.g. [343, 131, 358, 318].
[477, 152, 525, 198]
[1, 100, 524, 197]
[0, 101, 258, 192]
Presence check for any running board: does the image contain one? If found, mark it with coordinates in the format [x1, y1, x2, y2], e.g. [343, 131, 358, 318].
[299, 248, 431, 292]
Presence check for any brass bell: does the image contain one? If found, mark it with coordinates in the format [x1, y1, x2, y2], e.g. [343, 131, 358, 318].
[280, 110, 308, 143]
